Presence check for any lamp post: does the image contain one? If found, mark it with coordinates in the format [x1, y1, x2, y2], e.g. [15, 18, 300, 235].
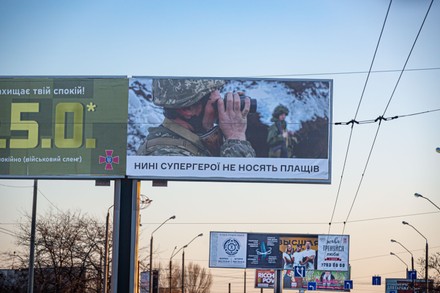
[402, 221, 429, 292]
[391, 239, 414, 271]
[181, 233, 203, 293]
[169, 246, 179, 293]
[390, 252, 408, 273]
[149, 215, 176, 293]
[414, 193, 440, 211]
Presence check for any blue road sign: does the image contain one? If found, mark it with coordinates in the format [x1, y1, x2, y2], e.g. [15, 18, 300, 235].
[344, 280, 353, 290]
[407, 270, 417, 280]
[372, 276, 381, 285]
[308, 281, 317, 291]
[294, 266, 306, 278]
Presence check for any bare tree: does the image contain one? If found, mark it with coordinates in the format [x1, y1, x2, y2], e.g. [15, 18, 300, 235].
[159, 262, 212, 293]
[1, 209, 110, 293]
[418, 252, 440, 292]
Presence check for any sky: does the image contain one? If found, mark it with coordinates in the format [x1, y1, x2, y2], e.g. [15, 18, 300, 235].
[1, 0, 440, 292]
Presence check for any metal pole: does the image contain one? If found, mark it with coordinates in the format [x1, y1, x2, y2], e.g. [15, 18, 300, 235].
[244, 269, 246, 293]
[181, 249, 185, 293]
[229, 283, 231, 293]
[425, 241, 429, 293]
[149, 236, 153, 293]
[103, 209, 111, 293]
[27, 179, 38, 293]
[169, 259, 172, 293]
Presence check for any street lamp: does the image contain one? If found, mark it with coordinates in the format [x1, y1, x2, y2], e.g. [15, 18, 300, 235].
[402, 221, 429, 292]
[149, 215, 176, 293]
[181, 233, 203, 293]
[414, 193, 440, 211]
[169, 246, 182, 293]
[390, 252, 408, 273]
[391, 239, 414, 271]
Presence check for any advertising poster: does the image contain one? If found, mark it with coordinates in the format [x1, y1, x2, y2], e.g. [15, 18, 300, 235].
[247, 233, 282, 268]
[283, 270, 350, 291]
[0, 77, 128, 178]
[386, 278, 433, 293]
[255, 269, 275, 288]
[126, 76, 332, 183]
[279, 235, 319, 270]
[317, 235, 350, 271]
[209, 232, 247, 268]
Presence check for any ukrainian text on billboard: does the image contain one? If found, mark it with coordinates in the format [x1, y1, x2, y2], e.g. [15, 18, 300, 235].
[209, 232, 247, 268]
[0, 77, 128, 178]
[209, 232, 348, 271]
[126, 77, 332, 183]
[317, 235, 349, 271]
[283, 270, 350, 291]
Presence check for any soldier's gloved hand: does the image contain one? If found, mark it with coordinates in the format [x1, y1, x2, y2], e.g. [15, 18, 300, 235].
[202, 90, 221, 131]
[218, 92, 249, 141]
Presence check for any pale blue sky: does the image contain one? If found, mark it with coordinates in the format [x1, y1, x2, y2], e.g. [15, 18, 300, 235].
[1, 1, 440, 292]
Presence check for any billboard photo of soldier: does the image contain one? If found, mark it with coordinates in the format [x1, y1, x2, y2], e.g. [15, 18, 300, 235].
[126, 77, 332, 183]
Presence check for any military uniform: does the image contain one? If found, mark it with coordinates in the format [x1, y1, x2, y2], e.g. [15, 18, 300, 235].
[267, 104, 291, 158]
[137, 79, 256, 158]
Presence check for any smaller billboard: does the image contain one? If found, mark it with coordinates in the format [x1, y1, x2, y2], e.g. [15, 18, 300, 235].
[255, 269, 275, 288]
[283, 270, 350, 291]
[385, 278, 433, 293]
[209, 232, 349, 272]
[209, 232, 247, 268]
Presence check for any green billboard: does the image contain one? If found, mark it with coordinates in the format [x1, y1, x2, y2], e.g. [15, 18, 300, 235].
[0, 77, 128, 178]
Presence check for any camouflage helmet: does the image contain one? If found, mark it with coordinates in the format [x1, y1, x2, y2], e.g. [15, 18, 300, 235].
[272, 104, 289, 120]
[152, 79, 226, 108]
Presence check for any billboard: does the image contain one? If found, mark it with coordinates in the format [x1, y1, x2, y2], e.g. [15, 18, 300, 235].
[126, 77, 332, 183]
[1, 75, 332, 183]
[0, 77, 128, 178]
[385, 278, 433, 293]
[209, 232, 349, 271]
[255, 269, 275, 288]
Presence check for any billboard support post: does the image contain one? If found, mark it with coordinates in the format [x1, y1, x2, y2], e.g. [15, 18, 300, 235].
[111, 179, 139, 293]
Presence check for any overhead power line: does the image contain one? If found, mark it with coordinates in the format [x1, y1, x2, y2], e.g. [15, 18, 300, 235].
[341, 0, 435, 234]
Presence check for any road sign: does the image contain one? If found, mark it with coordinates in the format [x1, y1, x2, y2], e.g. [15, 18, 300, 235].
[344, 280, 353, 290]
[372, 276, 381, 285]
[294, 266, 306, 278]
[407, 270, 417, 280]
[308, 281, 317, 291]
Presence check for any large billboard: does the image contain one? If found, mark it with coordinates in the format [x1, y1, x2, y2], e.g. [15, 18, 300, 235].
[0, 77, 128, 178]
[126, 77, 332, 183]
[209, 232, 349, 271]
[1, 76, 332, 183]
[211, 232, 350, 292]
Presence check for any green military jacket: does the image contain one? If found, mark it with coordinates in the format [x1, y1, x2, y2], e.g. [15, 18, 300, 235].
[137, 118, 256, 157]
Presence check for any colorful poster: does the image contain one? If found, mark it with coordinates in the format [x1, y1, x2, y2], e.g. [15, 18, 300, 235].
[279, 235, 319, 271]
[209, 232, 247, 268]
[247, 233, 282, 268]
[283, 270, 350, 291]
[126, 76, 332, 183]
[0, 77, 128, 178]
[317, 235, 350, 271]
[255, 269, 275, 288]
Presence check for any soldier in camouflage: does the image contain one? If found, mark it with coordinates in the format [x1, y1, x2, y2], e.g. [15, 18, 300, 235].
[137, 79, 256, 157]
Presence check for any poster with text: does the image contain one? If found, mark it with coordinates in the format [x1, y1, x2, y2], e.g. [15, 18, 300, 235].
[317, 235, 350, 271]
[247, 233, 282, 268]
[283, 270, 350, 291]
[0, 77, 128, 178]
[126, 76, 332, 183]
[279, 235, 319, 270]
[255, 269, 275, 288]
[209, 232, 247, 268]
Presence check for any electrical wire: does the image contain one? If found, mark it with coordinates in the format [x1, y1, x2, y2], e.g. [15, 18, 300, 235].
[342, 0, 435, 234]
[327, 0, 393, 234]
